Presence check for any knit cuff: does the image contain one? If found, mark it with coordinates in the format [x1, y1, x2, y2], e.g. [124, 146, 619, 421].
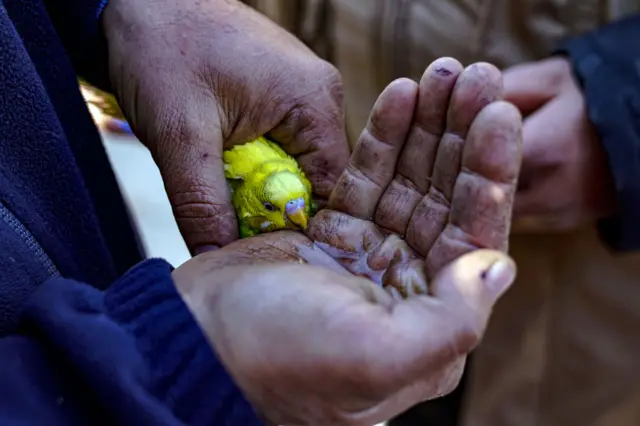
[105, 259, 263, 426]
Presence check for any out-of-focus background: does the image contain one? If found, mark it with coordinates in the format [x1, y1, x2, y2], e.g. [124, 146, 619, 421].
[101, 132, 191, 267]
[83, 83, 190, 268]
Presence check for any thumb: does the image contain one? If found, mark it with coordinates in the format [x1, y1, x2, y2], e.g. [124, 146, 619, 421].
[431, 250, 515, 333]
[503, 58, 564, 115]
[150, 95, 239, 254]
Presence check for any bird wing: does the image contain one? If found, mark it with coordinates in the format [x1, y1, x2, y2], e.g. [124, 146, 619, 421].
[223, 137, 293, 180]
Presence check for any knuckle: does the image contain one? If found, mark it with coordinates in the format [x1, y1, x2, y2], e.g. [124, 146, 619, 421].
[540, 57, 573, 91]
[300, 59, 344, 110]
[305, 162, 339, 197]
[279, 62, 346, 143]
[322, 62, 345, 103]
[170, 185, 238, 245]
[426, 185, 451, 209]
[171, 185, 234, 218]
[316, 60, 342, 88]
[284, 103, 314, 135]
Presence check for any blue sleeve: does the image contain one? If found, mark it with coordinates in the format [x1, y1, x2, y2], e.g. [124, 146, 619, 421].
[42, 0, 111, 89]
[0, 259, 264, 426]
[554, 14, 640, 252]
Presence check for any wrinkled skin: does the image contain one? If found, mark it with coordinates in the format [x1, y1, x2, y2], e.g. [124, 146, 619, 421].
[175, 59, 524, 425]
[504, 57, 617, 232]
[102, 0, 350, 252]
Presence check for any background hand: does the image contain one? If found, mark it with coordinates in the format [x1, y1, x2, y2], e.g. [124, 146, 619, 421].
[102, 0, 350, 252]
[503, 57, 617, 232]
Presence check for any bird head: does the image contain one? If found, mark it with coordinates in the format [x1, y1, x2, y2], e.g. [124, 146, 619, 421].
[262, 171, 310, 230]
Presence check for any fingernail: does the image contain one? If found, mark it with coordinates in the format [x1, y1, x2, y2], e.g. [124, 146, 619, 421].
[483, 258, 516, 298]
[193, 245, 220, 256]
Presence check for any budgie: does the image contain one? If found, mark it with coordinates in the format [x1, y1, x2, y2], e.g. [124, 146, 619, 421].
[79, 79, 314, 237]
[224, 137, 316, 238]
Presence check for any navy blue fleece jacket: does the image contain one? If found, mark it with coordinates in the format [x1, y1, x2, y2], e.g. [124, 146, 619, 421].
[0, 0, 261, 424]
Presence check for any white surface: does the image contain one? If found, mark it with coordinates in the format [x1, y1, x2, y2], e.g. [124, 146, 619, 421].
[101, 133, 191, 267]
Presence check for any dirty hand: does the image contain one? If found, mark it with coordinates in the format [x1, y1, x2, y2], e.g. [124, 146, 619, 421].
[504, 57, 617, 232]
[101, 0, 349, 252]
[174, 58, 523, 425]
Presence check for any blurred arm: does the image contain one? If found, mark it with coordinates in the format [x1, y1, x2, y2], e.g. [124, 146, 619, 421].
[556, 14, 640, 251]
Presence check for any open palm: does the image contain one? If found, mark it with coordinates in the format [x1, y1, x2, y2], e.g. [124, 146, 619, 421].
[209, 58, 521, 297]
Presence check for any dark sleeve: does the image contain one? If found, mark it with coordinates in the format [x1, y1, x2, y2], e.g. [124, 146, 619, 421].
[0, 259, 264, 426]
[554, 14, 640, 252]
[41, 0, 111, 89]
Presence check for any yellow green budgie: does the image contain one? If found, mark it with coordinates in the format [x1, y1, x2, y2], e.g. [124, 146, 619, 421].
[78, 79, 315, 238]
[224, 137, 316, 238]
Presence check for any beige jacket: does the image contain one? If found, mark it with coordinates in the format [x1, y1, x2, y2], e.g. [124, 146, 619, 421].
[247, 1, 640, 425]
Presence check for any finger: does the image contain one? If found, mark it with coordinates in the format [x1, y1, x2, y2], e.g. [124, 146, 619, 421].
[406, 63, 503, 256]
[425, 101, 522, 277]
[306, 210, 425, 292]
[382, 256, 429, 300]
[430, 250, 516, 346]
[269, 69, 351, 199]
[503, 57, 567, 115]
[375, 58, 463, 234]
[515, 97, 567, 212]
[373, 236, 428, 299]
[371, 250, 515, 390]
[329, 78, 419, 219]
[150, 92, 239, 252]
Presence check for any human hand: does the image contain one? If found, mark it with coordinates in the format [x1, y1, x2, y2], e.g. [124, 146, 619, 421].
[314, 58, 521, 287]
[176, 245, 515, 426]
[101, 0, 349, 252]
[503, 57, 617, 232]
[174, 57, 523, 425]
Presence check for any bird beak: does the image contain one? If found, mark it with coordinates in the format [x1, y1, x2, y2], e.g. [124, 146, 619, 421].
[286, 207, 308, 230]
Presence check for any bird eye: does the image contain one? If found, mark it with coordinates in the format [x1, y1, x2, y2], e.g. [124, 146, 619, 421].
[263, 202, 276, 212]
